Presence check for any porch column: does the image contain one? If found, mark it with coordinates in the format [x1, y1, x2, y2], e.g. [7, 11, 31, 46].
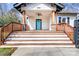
[52, 11, 55, 24]
[51, 11, 56, 31]
[55, 12, 58, 31]
[22, 10, 26, 31]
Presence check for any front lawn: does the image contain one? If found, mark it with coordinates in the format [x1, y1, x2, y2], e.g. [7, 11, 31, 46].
[0, 48, 16, 56]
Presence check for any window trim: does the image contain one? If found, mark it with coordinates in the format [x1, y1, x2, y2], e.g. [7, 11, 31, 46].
[57, 16, 70, 24]
[58, 16, 62, 24]
[67, 17, 70, 24]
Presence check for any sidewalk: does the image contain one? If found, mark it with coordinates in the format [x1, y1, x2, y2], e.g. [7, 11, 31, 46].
[11, 47, 79, 56]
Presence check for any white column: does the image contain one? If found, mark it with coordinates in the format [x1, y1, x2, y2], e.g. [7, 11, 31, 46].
[22, 11, 26, 24]
[51, 11, 56, 32]
[22, 11, 26, 31]
[55, 12, 58, 31]
[52, 11, 55, 24]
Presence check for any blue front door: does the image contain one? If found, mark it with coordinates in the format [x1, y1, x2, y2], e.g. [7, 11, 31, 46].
[36, 19, 42, 30]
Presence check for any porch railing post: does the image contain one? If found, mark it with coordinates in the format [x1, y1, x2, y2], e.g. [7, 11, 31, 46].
[1, 27, 4, 44]
[63, 23, 65, 33]
[0, 27, 2, 45]
[12, 22, 13, 32]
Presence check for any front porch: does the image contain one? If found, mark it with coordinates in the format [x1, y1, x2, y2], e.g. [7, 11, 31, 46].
[0, 22, 74, 47]
[16, 3, 64, 31]
[21, 10, 57, 31]
[0, 3, 75, 47]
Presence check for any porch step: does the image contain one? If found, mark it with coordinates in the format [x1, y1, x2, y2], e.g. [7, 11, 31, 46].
[4, 40, 73, 44]
[2, 40, 74, 47]
[2, 31, 74, 47]
[7, 38, 70, 40]
[8, 32, 69, 40]
[9, 35, 68, 38]
[1, 44, 75, 48]
[11, 32, 65, 35]
[13, 30, 63, 33]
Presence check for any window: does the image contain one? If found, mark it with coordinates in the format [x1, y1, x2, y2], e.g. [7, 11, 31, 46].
[67, 17, 70, 24]
[62, 18, 66, 23]
[58, 16, 70, 24]
[58, 17, 61, 24]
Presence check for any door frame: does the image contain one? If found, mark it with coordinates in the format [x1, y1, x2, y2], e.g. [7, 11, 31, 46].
[36, 19, 42, 30]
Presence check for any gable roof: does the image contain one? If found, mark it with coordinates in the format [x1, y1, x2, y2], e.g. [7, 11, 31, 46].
[13, 3, 64, 13]
[59, 3, 79, 14]
[13, 3, 79, 14]
[25, 4, 53, 10]
[58, 9, 79, 14]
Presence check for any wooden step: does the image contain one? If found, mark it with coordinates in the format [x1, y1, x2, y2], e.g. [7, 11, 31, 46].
[4, 43, 73, 45]
[12, 31, 64, 33]
[11, 32, 65, 35]
[0, 44, 75, 48]
[2, 31, 74, 48]
[5, 40, 73, 44]
[7, 37, 70, 40]
[9, 35, 68, 38]
[4, 40, 73, 47]
[6, 40, 71, 41]
[14, 31, 63, 33]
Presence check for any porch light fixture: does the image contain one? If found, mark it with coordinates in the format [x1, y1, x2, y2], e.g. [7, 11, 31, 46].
[36, 13, 41, 19]
[37, 13, 41, 16]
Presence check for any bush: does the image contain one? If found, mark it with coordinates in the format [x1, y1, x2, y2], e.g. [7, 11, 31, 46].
[0, 12, 19, 27]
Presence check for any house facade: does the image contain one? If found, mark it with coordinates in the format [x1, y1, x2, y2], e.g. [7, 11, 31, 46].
[0, 3, 78, 47]
[13, 3, 78, 31]
[14, 3, 64, 31]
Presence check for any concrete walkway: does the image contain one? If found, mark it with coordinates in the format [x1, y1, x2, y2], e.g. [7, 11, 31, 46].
[12, 47, 79, 56]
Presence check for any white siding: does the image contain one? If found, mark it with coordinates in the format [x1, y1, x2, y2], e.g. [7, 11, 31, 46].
[57, 13, 77, 27]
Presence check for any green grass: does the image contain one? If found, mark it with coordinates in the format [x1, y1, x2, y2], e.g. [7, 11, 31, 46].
[0, 48, 16, 56]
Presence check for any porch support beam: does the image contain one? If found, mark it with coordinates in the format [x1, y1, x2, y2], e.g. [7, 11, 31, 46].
[51, 11, 56, 32]
[52, 11, 55, 24]
[55, 12, 58, 31]
[22, 10, 26, 31]
[22, 11, 26, 24]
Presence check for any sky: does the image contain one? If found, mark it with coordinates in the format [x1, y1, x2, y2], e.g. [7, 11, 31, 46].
[6, 3, 79, 11]
[2, 3, 79, 13]
[6, 3, 14, 11]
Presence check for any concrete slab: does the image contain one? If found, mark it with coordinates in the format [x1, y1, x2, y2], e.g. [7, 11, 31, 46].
[59, 48, 79, 56]
[11, 47, 79, 56]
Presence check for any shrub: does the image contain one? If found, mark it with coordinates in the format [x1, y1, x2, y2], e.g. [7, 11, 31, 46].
[0, 12, 19, 27]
